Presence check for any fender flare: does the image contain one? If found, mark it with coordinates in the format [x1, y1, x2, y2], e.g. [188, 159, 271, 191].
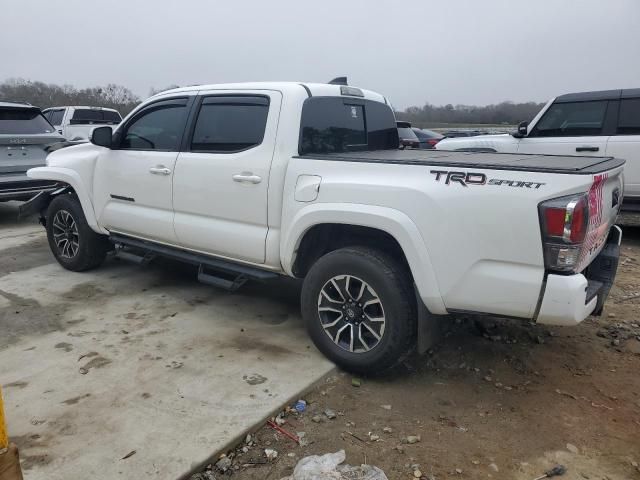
[27, 166, 106, 234]
[281, 202, 447, 315]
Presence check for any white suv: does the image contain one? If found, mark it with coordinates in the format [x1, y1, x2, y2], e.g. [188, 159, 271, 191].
[436, 89, 640, 211]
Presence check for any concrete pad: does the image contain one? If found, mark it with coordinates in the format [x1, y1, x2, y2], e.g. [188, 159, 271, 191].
[0, 205, 334, 479]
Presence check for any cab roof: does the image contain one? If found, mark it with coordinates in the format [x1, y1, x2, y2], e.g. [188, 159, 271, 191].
[556, 88, 640, 103]
[42, 106, 121, 112]
[149, 82, 388, 104]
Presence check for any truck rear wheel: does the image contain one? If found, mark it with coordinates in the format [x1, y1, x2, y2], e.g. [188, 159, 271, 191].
[301, 247, 416, 374]
[46, 194, 110, 272]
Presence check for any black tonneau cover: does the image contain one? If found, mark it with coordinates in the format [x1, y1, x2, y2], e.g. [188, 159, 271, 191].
[297, 150, 625, 174]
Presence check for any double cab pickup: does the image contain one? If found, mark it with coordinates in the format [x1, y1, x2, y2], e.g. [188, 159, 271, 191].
[23, 80, 624, 373]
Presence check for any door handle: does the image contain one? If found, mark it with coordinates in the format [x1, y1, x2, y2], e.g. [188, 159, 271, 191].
[149, 166, 172, 175]
[576, 146, 599, 152]
[232, 172, 262, 184]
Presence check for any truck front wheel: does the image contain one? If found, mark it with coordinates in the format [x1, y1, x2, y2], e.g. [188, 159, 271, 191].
[301, 247, 416, 374]
[46, 194, 110, 272]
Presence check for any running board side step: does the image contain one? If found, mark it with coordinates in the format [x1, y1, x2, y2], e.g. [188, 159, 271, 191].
[197, 266, 248, 292]
[116, 249, 156, 265]
[110, 233, 279, 291]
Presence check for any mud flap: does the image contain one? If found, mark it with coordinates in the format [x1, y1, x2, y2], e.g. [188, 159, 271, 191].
[415, 286, 445, 354]
[17, 186, 68, 220]
[587, 226, 622, 316]
[17, 191, 50, 219]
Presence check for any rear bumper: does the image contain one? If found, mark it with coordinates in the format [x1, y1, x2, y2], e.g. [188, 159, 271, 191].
[537, 226, 621, 326]
[0, 174, 59, 201]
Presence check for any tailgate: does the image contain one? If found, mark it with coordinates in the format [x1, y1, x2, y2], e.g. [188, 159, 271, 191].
[0, 136, 57, 173]
[577, 169, 624, 271]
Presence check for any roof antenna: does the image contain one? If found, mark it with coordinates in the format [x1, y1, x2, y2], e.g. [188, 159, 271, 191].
[328, 77, 348, 86]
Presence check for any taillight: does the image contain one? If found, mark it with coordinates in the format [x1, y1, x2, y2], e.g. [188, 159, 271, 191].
[427, 139, 440, 147]
[539, 194, 589, 273]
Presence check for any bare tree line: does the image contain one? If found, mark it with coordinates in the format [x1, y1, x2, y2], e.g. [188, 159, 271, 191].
[0, 78, 143, 115]
[1, 78, 545, 125]
[396, 101, 546, 127]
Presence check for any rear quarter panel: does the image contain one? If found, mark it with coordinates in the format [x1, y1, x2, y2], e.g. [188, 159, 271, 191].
[282, 157, 615, 318]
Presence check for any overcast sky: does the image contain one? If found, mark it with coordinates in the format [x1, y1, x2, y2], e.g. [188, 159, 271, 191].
[2, 0, 639, 109]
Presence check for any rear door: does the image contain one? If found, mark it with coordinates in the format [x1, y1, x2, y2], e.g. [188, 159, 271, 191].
[517, 99, 611, 156]
[173, 91, 281, 264]
[606, 95, 640, 199]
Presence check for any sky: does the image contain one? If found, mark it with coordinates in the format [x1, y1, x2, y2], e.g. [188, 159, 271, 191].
[2, 0, 639, 109]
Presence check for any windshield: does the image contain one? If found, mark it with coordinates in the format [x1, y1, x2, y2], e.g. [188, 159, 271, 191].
[0, 107, 55, 134]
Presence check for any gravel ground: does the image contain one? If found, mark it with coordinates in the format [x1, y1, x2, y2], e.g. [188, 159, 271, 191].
[193, 229, 640, 480]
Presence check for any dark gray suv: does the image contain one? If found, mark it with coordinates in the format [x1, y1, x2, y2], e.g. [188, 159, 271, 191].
[0, 102, 63, 201]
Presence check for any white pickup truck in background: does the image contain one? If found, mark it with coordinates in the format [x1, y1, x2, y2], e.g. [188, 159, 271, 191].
[436, 89, 640, 211]
[42, 106, 122, 141]
[23, 80, 624, 373]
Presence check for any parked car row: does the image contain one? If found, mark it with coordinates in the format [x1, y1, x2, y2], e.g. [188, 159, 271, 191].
[0, 102, 63, 201]
[0, 103, 122, 202]
[396, 121, 443, 149]
[436, 88, 640, 212]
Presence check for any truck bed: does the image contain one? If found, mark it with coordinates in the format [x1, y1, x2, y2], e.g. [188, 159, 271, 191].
[297, 149, 625, 174]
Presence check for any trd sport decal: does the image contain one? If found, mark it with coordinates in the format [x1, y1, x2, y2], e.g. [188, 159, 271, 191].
[430, 170, 545, 189]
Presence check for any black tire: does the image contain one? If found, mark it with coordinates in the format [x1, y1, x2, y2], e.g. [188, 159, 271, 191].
[46, 194, 110, 272]
[301, 247, 416, 375]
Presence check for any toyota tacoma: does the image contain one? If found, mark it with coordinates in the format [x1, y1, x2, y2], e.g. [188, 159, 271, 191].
[22, 80, 624, 373]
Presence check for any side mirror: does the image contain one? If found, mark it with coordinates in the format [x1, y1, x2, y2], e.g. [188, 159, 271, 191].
[90, 126, 113, 148]
[513, 121, 528, 138]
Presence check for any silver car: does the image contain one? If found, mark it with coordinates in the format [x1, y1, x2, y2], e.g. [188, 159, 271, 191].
[0, 102, 64, 201]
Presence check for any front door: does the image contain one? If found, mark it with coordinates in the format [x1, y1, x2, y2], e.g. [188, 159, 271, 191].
[173, 91, 281, 264]
[517, 99, 611, 156]
[93, 96, 193, 243]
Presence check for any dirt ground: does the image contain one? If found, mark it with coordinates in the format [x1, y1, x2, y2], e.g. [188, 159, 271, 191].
[196, 228, 640, 480]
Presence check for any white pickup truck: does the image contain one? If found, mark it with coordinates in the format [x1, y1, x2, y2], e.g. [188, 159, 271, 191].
[436, 89, 640, 211]
[22, 80, 624, 373]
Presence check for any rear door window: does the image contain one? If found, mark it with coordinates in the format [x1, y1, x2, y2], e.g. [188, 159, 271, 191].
[71, 109, 102, 124]
[617, 98, 640, 135]
[531, 101, 608, 137]
[71, 109, 121, 125]
[103, 110, 122, 124]
[300, 97, 398, 154]
[0, 108, 55, 134]
[190, 96, 269, 152]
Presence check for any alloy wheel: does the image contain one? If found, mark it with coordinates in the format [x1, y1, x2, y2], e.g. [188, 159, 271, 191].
[317, 275, 386, 353]
[52, 209, 79, 259]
